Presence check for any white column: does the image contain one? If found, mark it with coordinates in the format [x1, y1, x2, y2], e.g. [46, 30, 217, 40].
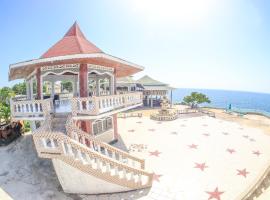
[96, 78, 100, 96]
[72, 79, 76, 97]
[26, 80, 30, 99]
[30, 78, 33, 100]
[110, 75, 114, 95]
[51, 81, 55, 97]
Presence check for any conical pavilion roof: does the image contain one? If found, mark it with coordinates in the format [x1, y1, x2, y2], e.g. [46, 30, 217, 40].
[41, 22, 102, 58]
[9, 22, 144, 81]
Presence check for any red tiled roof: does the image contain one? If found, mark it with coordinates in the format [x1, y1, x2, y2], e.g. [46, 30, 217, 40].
[41, 22, 103, 58]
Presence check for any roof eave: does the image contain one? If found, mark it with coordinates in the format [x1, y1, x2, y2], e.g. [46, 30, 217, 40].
[9, 53, 144, 81]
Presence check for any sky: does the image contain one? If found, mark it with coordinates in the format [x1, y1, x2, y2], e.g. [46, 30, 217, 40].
[1, 0, 270, 93]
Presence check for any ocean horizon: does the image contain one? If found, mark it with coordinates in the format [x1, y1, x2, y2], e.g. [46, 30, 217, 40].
[172, 88, 270, 115]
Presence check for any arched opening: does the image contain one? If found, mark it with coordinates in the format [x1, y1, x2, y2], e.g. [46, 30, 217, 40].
[88, 71, 113, 97]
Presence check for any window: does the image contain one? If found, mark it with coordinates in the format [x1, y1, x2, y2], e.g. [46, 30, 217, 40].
[92, 117, 113, 135]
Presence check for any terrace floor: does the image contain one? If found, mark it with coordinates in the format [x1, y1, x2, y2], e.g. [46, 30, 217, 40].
[115, 116, 270, 200]
[1, 115, 270, 200]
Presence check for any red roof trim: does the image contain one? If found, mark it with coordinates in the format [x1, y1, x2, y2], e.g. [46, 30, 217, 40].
[41, 22, 103, 58]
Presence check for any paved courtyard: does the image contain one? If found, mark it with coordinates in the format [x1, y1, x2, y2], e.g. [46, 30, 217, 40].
[116, 116, 270, 200]
[1, 115, 270, 200]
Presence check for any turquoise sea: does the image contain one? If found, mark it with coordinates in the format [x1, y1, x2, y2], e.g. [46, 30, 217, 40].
[172, 89, 270, 117]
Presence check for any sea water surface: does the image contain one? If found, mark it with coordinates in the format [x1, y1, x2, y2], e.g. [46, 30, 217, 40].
[172, 89, 270, 116]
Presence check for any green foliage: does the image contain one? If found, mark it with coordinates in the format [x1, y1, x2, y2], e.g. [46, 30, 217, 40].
[23, 121, 31, 133]
[61, 81, 73, 93]
[12, 82, 26, 95]
[183, 92, 211, 108]
[0, 103, 11, 124]
[0, 87, 15, 105]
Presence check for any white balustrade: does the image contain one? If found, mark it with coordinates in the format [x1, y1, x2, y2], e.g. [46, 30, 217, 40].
[11, 99, 52, 119]
[72, 92, 142, 116]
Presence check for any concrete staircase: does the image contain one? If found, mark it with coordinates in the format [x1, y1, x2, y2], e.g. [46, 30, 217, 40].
[51, 114, 68, 133]
[32, 114, 153, 194]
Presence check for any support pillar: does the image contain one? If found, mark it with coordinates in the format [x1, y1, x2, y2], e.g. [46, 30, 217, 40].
[79, 64, 88, 98]
[30, 78, 33, 100]
[36, 68, 41, 99]
[96, 78, 100, 96]
[113, 114, 118, 140]
[26, 80, 30, 99]
[79, 64, 88, 132]
[51, 81, 55, 98]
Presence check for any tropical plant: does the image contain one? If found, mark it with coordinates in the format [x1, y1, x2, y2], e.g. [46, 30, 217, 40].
[12, 82, 26, 95]
[0, 87, 15, 105]
[0, 103, 11, 124]
[182, 92, 211, 108]
[23, 121, 31, 133]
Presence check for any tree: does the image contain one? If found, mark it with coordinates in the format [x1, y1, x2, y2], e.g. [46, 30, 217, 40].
[183, 92, 211, 108]
[12, 82, 26, 95]
[0, 87, 15, 105]
[61, 81, 73, 93]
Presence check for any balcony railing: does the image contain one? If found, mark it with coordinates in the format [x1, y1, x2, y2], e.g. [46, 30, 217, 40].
[10, 92, 143, 120]
[71, 92, 143, 116]
[10, 98, 53, 120]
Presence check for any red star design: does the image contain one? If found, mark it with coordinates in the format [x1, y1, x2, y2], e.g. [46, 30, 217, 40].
[128, 129, 135, 132]
[194, 162, 208, 171]
[237, 168, 249, 178]
[149, 150, 161, 157]
[206, 187, 224, 200]
[148, 128, 155, 132]
[227, 148, 236, 154]
[203, 133, 210, 137]
[253, 150, 261, 156]
[152, 173, 162, 182]
[243, 135, 249, 139]
[188, 144, 198, 149]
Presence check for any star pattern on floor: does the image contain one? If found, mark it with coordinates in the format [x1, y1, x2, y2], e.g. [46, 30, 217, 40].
[227, 148, 236, 154]
[237, 168, 249, 178]
[188, 144, 198, 149]
[118, 117, 270, 200]
[136, 121, 142, 124]
[206, 187, 224, 200]
[128, 129, 135, 132]
[253, 150, 261, 156]
[149, 150, 162, 157]
[194, 162, 208, 171]
[152, 173, 162, 182]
